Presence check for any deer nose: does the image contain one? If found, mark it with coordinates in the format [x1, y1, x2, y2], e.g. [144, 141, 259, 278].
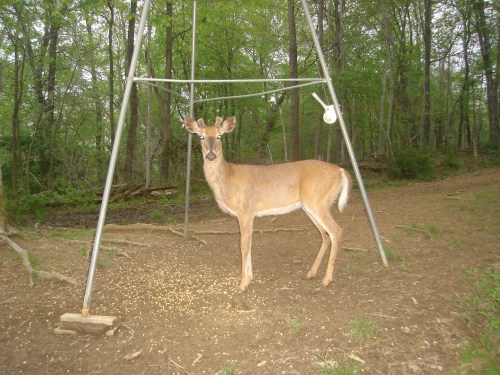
[205, 152, 217, 161]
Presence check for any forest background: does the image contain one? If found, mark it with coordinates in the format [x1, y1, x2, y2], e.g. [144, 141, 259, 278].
[0, 0, 498, 219]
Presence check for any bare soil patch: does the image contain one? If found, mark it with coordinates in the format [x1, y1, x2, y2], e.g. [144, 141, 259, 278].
[1, 168, 499, 374]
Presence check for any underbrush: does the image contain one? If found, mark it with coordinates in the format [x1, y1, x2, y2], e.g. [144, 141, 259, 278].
[458, 267, 500, 374]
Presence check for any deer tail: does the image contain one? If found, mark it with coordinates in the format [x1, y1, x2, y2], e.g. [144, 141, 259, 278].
[337, 168, 351, 213]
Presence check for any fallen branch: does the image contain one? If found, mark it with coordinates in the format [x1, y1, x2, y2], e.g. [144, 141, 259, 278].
[37, 270, 77, 285]
[395, 225, 432, 238]
[104, 223, 207, 244]
[1, 235, 77, 286]
[192, 227, 307, 235]
[166, 357, 192, 375]
[2, 235, 34, 286]
[343, 246, 369, 252]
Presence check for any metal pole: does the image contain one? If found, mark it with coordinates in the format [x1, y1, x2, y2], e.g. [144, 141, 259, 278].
[184, 0, 197, 237]
[81, 0, 152, 316]
[135, 77, 326, 84]
[299, 0, 388, 266]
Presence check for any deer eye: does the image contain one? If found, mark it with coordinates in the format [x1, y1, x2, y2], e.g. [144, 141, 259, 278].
[216, 135, 222, 139]
[199, 135, 205, 140]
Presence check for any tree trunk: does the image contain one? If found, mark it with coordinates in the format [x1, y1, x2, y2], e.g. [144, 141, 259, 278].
[124, 0, 139, 182]
[332, 0, 345, 164]
[473, 0, 499, 149]
[288, 0, 299, 161]
[46, 22, 60, 189]
[86, 20, 104, 184]
[377, 0, 394, 156]
[8, 30, 24, 195]
[314, 0, 325, 160]
[457, 2, 472, 151]
[257, 93, 286, 160]
[145, 23, 153, 189]
[422, 0, 432, 146]
[160, 1, 174, 182]
[107, 1, 116, 149]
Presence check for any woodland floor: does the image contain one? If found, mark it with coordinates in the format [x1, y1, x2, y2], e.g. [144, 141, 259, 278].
[0, 168, 499, 374]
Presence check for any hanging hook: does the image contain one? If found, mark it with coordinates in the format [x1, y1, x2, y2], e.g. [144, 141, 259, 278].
[312, 92, 337, 124]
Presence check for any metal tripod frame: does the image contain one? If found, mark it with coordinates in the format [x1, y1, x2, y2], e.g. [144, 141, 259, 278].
[81, 0, 388, 316]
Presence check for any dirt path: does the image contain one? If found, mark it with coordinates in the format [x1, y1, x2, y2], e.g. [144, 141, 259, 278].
[1, 168, 498, 374]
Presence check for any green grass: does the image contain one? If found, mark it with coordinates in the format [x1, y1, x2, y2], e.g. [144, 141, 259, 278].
[97, 247, 119, 269]
[384, 245, 402, 261]
[79, 247, 88, 256]
[346, 266, 362, 277]
[313, 351, 361, 375]
[458, 267, 500, 373]
[399, 260, 411, 272]
[405, 221, 439, 239]
[50, 229, 90, 241]
[286, 314, 305, 334]
[218, 362, 237, 375]
[348, 316, 377, 342]
[28, 254, 41, 269]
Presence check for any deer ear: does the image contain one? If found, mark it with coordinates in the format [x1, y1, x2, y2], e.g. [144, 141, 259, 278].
[220, 116, 236, 134]
[215, 117, 223, 127]
[184, 118, 201, 134]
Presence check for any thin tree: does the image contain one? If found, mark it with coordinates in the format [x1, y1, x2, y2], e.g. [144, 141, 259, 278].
[124, 0, 139, 182]
[314, 0, 325, 160]
[472, 0, 499, 149]
[288, 0, 299, 161]
[422, 0, 432, 146]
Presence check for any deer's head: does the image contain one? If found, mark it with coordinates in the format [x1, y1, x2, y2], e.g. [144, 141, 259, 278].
[184, 116, 236, 162]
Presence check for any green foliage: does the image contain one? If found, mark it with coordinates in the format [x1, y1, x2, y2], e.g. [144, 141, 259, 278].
[97, 248, 119, 269]
[348, 316, 377, 342]
[286, 314, 305, 334]
[443, 152, 462, 170]
[313, 351, 361, 375]
[461, 267, 500, 331]
[458, 267, 500, 373]
[385, 148, 436, 180]
[218, 363, 237, 375]
[28, 254, 41, 269]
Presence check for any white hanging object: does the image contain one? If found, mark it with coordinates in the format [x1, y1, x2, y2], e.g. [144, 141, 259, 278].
[312, 92, 337, 124]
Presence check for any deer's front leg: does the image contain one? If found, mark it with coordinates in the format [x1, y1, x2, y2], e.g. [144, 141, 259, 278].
[238, 216, 254, 291]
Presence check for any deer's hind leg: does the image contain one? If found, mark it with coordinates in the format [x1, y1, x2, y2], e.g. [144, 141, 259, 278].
[304, 206, 342, 286]
[304, 210, 331, 279]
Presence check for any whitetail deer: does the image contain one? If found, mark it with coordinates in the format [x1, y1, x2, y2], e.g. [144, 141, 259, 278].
[185, 116, 352, 291]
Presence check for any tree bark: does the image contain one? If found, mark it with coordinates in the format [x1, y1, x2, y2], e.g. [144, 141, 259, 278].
[45, 18, 61, 189]
[333, 0, 345, 164]
[473, 0, 499, 148]
[124, 0, 139, 182]
[257, 93, 286, 160]
[86, 19, 104, 184]
[8, 30, 24, 195]
[288, 0, 299, 161]
[457, 2, 472, 150]
[422, 0, 432, 146]
[314, 0, 325, 160]
[145, 22, 153, 188]
[160, 1, 174, 182]
[107, 1, 116, 149]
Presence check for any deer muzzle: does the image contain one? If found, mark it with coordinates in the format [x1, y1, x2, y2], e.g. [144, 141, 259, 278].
[205, 152, 217, 161]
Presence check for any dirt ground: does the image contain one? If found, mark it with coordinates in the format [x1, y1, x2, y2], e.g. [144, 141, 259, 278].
[1, 168, 499, 374]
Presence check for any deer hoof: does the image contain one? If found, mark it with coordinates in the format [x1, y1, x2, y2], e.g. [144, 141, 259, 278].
[306, 270, 316, 279]
[239, 278, 250, 292]
[321, 277, 332, 287]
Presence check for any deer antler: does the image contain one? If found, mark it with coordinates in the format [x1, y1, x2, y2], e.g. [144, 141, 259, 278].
[197, 118, 206, 128]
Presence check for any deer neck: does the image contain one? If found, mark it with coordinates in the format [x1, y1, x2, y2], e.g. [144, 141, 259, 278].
[202, 155, 234, 213]
[203, 154, 229, 188]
